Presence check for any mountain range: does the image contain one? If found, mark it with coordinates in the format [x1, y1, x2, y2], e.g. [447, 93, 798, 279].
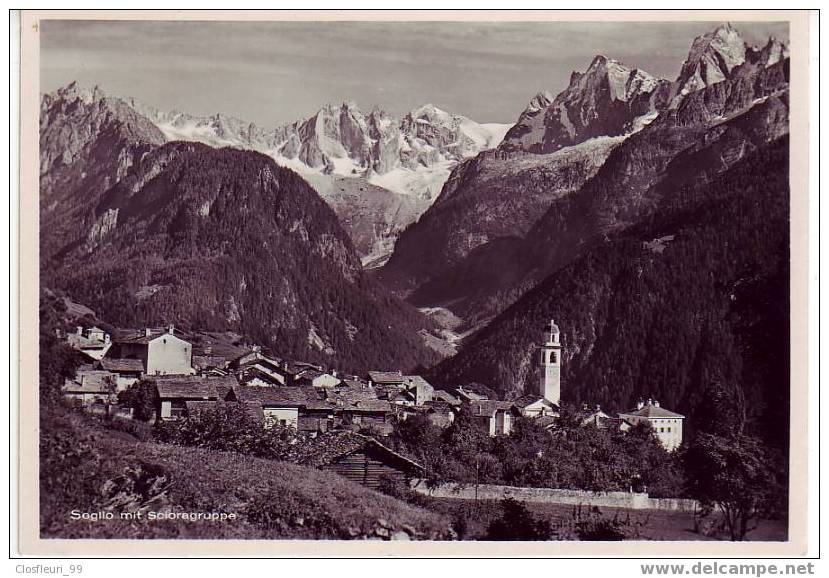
[39, 23, 791, 443]
[125, 96, 511, 266]
[380, 24, 789, 326]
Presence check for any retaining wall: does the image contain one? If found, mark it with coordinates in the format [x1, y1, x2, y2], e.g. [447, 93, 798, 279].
[410, 480, 699, 512]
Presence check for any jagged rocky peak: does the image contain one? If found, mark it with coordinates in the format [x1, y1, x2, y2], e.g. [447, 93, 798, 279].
[45, 80, 106, 106]
[572, 55, 662, 102]
[526, 91, 555, 113]
[500, 54, 669, 154]
[675, 23, 748, 96]
[749, 36, 790, 68]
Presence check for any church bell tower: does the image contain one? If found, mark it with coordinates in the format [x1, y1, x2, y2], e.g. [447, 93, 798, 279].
[539, 319, 562, 405]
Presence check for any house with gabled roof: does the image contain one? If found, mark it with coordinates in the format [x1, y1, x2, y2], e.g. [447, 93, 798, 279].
[469, 400, 521, 436]
[432, 389, 461, 406]
[97, 357, 144, 390]
[153, 375, 237, 420]
[367, 370, 406, 387]
[452, 385, 490, 403]
[513, 395, 558, 418]
[62, 368, 118, 407]
[234, 385, 333, 431]
[65, 325, 112, 360]
[111, 325, 194, 376]
[295, 368, 341, 389]
[577, 404, 630, 431]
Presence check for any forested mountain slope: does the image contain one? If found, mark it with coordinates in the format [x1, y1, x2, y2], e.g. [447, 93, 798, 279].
[428, 137, 790, 449]
[43, 142, 442, 374]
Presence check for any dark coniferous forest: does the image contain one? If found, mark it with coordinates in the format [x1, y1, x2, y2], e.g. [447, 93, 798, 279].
[429, 137, 790, 449]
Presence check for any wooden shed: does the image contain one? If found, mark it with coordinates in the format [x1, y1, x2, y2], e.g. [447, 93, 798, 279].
[302, 432, 425, 491]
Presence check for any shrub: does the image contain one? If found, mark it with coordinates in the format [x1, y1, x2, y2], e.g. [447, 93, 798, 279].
[154, 403, 300, 461]
[106, 416, 154, 442]
[555, 505, 645, 541]
[486, 497, 552, 541]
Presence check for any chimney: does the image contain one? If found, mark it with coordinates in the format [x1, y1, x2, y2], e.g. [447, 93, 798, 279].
[654, 400, 660, 407]
[204, 345, 212, 355]
[76, 326, 83, 336]
[636, 399, 645, 410]
[144, 328, 152, 337]
[167, 324, 175, 335]
[104, 334, 111, 344]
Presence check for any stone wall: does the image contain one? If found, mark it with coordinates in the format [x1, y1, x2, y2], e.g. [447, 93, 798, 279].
[410, 480, 699, 512]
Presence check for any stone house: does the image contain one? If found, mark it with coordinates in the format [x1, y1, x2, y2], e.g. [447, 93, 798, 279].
[153, 375, 237, 420]
[65, 326, 112, 360]
[513, 395, 558, 418]
[469, 400, 521, 436]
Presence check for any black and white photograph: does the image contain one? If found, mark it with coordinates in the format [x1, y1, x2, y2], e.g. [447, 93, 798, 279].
[13, 9, 815, 557]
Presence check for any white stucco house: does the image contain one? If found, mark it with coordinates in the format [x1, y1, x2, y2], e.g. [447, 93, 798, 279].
[112, 325, 195, 376]
[618, 399, 685, 451]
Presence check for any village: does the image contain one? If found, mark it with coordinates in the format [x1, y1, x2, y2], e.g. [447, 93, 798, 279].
[59, 317, 687, 491]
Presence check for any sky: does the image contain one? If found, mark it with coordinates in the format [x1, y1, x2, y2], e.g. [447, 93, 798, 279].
[40, 20, 789, 126]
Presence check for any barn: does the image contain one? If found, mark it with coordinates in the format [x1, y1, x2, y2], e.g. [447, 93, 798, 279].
[302, 432, 425, 491]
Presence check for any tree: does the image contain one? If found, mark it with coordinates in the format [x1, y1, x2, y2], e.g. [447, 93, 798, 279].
[684, 432, 781, 540]
[118, 379, 158, 422]
[693, 380, 747, 437]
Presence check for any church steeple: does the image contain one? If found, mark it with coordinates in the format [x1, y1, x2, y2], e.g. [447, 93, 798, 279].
[539, 319, 562, 405]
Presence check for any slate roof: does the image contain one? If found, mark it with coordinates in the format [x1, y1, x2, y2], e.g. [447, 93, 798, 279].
[99, 358, 145, 373]
[368, 371, 405, 385]
[343, 399, 393, 413]
[192, 355, 231, 370]
[183, 400, 264, 421]
[63, 378, 113, 394]
[401, 375, 432, 389]
[596, 416, 630, 430]
[454, 387, 489, 401]
[432, 390, 461, 405]
[620, 404, 685, 419]
[154, 375, 237, 399]
[512, 395, 555, 409]
[72, 369, 116, 387]
[340, 378, 369, 389]
[114, 328, 189, 345]
[234, 385, 331, 410]
[535, 415, 558, 429]
[299, 431, 424, 473]
[469, 400, 515, 417]
[325, 386, 379, 406]
[66, 334, 108, 350]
